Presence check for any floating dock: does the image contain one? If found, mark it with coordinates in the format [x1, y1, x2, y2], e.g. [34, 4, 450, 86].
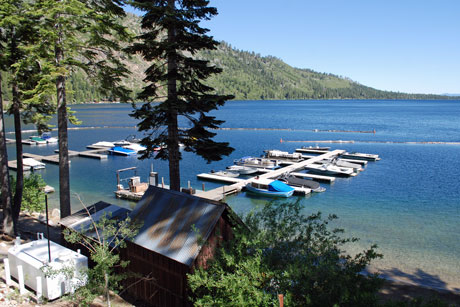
[301, 154, 368, 165]
[7, 160, 31, 171]
[295, 148, 330, 154]
[198, 149, 345, 201]
[23, 152, 60, 164]
[56, 149, 108, 160]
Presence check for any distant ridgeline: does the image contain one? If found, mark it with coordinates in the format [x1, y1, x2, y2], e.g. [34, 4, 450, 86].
[0, 13, 456, 103]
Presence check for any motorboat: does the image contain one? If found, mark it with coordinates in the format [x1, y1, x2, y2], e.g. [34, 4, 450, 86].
[29, 136, 47, 145]
[301, 146, 331, 151]
[209, 170, 239, 178]
[245, 179, 294, 198]
[108, 146, 137, 156]
[91, 141, 115, 148]
[305, 163, 355, 177]
[123, 143, 146, 153]
[226, 165, 258, 175]
[264, 150, 303, 161]
[234, 156, 279, 169]
[114, 140, 132, 146]
[277, 173, 325, 192]
[41, 132, 58, 143]
[23, 158, 46, 170]
[318, 157, 363, 172]
[341, 152, 380, 161]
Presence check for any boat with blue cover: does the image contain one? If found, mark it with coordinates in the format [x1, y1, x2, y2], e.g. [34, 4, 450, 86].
[245, 178, 294, 197]
[108, 146, 137, 156]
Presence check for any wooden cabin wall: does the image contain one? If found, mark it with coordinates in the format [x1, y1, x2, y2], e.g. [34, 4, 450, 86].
[193, 215, 234, 269]
[121, 241, 192, 307]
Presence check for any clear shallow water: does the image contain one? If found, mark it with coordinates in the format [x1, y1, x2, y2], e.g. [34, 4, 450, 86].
[4, 100, 460, 291]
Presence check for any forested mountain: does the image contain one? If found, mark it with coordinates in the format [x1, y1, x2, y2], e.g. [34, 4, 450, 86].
[1, 13, 456, 104]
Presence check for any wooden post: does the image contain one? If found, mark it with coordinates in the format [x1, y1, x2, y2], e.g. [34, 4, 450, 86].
[18, 265, 25, 295]
[202, 183, 205, 191]
[36, 277, 42, 302]
[161, 177, 164, 188]
[3, 259, 11, 285]
[278, 294, 284, 307]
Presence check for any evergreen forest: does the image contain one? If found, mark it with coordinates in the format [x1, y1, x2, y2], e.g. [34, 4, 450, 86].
[1, 13, 455, 104]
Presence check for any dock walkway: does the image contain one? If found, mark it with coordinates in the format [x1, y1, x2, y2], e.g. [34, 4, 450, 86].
[198, 150, 344, 201]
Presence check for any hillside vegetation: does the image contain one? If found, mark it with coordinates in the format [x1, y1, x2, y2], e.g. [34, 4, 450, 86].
[1, 13, 454, 104]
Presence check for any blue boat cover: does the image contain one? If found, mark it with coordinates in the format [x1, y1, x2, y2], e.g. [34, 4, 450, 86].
[112, 146, 135, 153]
[268, 180, 294, 192]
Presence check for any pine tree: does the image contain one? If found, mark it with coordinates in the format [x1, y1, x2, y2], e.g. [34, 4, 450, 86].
[0, 0, 47, 234]
[129, 0, 234, 191]
[30, 0, 131, 218]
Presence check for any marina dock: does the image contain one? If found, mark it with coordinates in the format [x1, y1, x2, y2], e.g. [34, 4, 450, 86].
[23, 152, 60, 164]
[7, 160, 31, 171]
[56, 149, 108, 160]
[198, 150, 345, 201]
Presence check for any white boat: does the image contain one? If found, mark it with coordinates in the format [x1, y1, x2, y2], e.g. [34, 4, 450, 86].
[23, 158, 45, 170]
[302, 145, 331, 151]
[319, 157, 363, 172]
[45, 137, 58, 143]
[226, 165, 258, 175]
[341, 152, 380, 161]
[41, 132, 58, 143]
[114, 140, 132, 146]
[264, 150, 303, 161]
[305, 163, 355, 177]
[245, 179, 294, 198]
[29, 136, 47, 145]
[209, 170, 239, 178]
[123, 143, 146, 153]
[234, 157, 279, 169]
[92, 141, 115, 148]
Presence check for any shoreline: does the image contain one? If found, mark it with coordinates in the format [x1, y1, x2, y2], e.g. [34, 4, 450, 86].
[1, 213, 459, 305]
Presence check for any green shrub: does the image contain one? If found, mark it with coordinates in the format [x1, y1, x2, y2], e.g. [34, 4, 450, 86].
[10, 173, 46, 213]
[188, 200, 384, 306]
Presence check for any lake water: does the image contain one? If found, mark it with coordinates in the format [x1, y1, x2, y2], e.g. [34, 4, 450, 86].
[4, 100, 460, 291]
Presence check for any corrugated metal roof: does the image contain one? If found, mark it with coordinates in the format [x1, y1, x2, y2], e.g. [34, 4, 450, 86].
[129, 186, 226, 267]
[60, 201, 131, 231]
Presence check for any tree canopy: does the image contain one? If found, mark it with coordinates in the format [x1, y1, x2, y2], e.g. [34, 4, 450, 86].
[188, 201, 383, 306]
[129, 0, 234, 191]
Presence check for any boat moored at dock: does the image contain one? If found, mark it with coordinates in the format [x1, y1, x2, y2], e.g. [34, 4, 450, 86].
[23, 158, 46, 170]
[245, 179, 295, 198]
[264, 149, 303, 161]
[29, 136, 47, 145]
[277, 173, 325, 192]
[108, 146, 137, 156]
[234, 156, 279, 169]
[210, 170, 240, 178]
[341, 152, 380, 161]
[301, 145, 331, 151]
[318, 157, 363, 172]
[305, 163, 356, 177]
[226, 165, 258, 175]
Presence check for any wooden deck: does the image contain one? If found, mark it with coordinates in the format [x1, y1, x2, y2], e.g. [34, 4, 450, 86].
[8, 160, 31, 171]
[198, 150, 344, 201]
[23, 152, 60, 164]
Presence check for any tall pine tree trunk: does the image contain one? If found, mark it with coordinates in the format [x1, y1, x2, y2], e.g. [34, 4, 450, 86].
[0, 74, 14, 236]
[55, 33, 71, 218]
[167, 0, 180, 191]
[11, 81, 22, 233]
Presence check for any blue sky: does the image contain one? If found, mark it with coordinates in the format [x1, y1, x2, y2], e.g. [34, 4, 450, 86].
[126, 1, 460, 95]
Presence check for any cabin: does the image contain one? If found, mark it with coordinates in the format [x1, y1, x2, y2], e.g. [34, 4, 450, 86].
[60, 185, 243, 306]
